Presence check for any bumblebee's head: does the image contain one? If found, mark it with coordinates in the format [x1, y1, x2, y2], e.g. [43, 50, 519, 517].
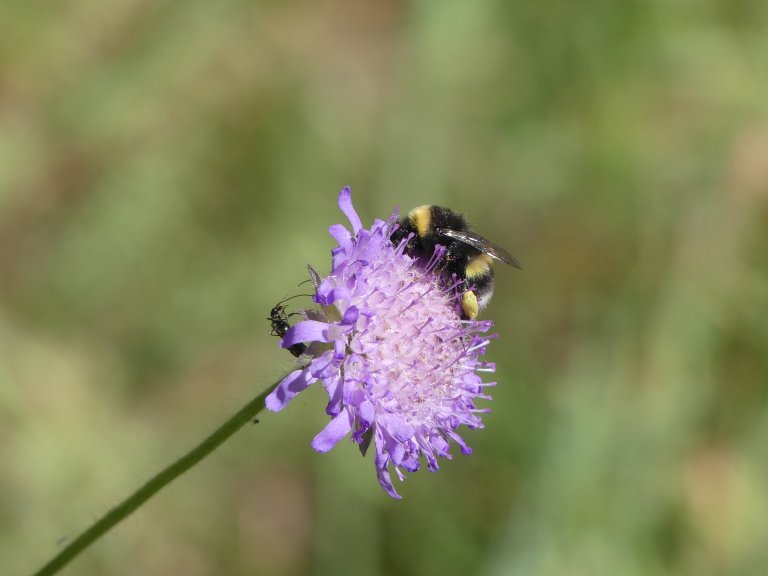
[393, 205, 470, 252]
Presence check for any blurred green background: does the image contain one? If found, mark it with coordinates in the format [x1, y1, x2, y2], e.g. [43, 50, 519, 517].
[3, 1, 768, 575]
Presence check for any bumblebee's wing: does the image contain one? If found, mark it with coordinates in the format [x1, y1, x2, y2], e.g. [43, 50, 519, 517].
[437, 228, 522, 269]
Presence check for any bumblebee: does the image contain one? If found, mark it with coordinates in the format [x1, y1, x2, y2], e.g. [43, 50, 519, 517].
[390, 205, 521, 319]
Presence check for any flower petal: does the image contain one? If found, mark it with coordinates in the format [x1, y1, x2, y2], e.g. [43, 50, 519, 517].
[358, 400, 375, 424]
[333, 339, 346, 361]
[265, 369, 315, 412]
[282, 320, 331, 348]
[311, 409, 353, 452]
[328, 224, 352, 250]
[378, 413, 415, 442]
[377, 464, 402, 499]
[311, 352, 339, 379]
[341, 305, 359, 325]
[338, 186, 362, 234]
[447, 430, 473, 455]
[323, 372, 344, 416]
[374, 432, 402, 499]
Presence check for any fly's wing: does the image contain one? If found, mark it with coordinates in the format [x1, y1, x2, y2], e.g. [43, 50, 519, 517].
[437, 228, 522, 269]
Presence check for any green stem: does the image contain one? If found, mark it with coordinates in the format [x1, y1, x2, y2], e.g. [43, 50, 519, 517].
[32, 380, 281, 576]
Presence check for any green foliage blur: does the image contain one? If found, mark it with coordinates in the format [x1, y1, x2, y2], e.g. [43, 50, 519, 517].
[4, 1, 768, 575]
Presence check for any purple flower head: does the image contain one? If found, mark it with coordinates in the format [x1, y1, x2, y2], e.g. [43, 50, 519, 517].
[266, 187, 496, 499]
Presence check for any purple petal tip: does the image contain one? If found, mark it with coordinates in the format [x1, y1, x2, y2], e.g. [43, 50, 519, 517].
[337, 186, 363, 234]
